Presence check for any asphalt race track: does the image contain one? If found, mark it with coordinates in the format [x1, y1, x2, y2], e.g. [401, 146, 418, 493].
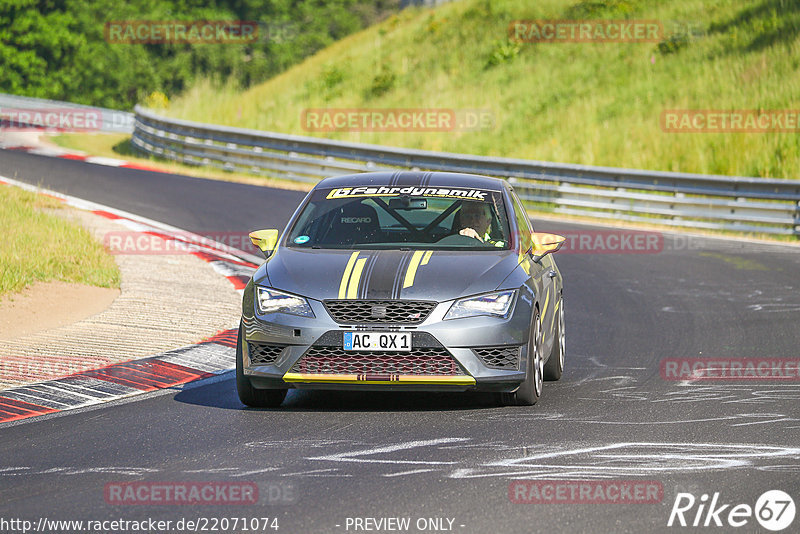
[2, 149, 799, 533]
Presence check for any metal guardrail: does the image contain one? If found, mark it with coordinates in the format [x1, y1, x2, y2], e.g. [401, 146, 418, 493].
[132, 105, 800, 235]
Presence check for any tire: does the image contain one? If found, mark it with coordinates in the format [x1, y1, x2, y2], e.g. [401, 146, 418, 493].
[544, 295, 565, 381]
[500, 308, 543, 406]
[236, 322, 287, 408]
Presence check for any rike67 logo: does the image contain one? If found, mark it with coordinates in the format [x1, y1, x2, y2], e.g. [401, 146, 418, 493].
[668, 490, 795, 531]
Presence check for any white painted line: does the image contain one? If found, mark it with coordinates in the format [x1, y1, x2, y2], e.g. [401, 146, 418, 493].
[26, 147, 72, 157]
[84, 156, 126, 166]
[1, 389, 75, 409]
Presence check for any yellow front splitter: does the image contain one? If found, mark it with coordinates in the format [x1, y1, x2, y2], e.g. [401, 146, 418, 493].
[282, 372, 476, 386]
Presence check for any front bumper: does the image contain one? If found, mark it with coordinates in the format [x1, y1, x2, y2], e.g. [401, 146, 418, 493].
[241, 287, 533, 392]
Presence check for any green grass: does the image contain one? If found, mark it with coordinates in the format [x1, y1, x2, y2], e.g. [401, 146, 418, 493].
[163, 0, 800, 179]
[0, 186, 120, 297]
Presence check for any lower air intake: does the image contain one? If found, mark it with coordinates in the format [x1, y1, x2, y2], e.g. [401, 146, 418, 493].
[292, 347, 463, 376]
[473, 346, 521, 370]
[248, 343, 285, 365]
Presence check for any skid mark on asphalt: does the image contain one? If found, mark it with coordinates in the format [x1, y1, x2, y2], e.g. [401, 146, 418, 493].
[382, 468, 439, 477]
[273, 439, 800, 480]
[5, 440, 798, 481]
[447, 442, 800, 480]
[306, 438, 470, 465]
[596, 383, 800, 407]
[245, 439, 357, 449]
[552, 355, 800, 411]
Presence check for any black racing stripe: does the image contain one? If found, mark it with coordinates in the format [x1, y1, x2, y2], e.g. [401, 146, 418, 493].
[366, 250, 405, 299]
[358, 252, 379, 300]
[394, 171, 425, 187]
[391, 251, 413, 299]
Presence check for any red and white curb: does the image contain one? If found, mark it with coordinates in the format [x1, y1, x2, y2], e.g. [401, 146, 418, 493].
[0, 176, 262, 424]
[1, 143, 163, 173]
[0, 331, 238, 423]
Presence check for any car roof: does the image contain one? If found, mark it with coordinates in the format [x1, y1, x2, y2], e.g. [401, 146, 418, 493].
[314, 171, 510, 191]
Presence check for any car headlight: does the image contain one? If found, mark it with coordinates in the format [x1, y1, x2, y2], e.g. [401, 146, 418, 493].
[444, 290, 517, 320]
[255, 287, 314, 317]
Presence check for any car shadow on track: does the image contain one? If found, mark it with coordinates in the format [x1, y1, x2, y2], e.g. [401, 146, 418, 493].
[173, 375, 503, 412]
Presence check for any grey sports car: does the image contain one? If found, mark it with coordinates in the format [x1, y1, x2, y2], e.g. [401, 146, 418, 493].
[237, 171, 566, 407]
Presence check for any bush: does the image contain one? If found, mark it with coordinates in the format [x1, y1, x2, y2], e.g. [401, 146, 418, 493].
[367, 64, 397, 98]
[486, 39, 521, 68]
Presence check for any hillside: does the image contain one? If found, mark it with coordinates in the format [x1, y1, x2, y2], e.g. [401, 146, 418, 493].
[165, 0, 800, 179]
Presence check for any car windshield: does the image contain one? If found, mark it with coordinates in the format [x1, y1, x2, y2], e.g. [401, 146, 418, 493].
[286, 185, 512, 250]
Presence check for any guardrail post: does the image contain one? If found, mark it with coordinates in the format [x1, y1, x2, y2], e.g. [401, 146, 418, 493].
[794, 201, 800, 236]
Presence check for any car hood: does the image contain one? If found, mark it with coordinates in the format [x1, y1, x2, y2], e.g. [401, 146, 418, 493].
[255, 247, 521, 302]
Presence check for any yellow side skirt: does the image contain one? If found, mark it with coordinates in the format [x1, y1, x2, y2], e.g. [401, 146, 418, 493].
[283, 373, 476, 386]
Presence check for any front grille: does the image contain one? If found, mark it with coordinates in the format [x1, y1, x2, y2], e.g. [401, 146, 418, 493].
[292, 347, 463, 376]
[248, 343, 285, 365]
[474, 346, 521, 370]
[324, 300, 436, 325]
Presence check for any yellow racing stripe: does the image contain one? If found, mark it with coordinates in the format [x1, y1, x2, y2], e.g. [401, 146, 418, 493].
[421, 250, 433, 265]
[282, 373, 476, 386]
[518, 253, 531, 275]
[551, 298, 560, 329]
[347, 258, 367, 299]
[403, 250, 426, 288]
[338, 252, 360, 299]
[541, 289, 550, 324]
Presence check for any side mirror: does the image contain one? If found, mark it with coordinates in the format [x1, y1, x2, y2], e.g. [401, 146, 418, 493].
[530, 232, 566, 262]
[249, 229, 279, 258]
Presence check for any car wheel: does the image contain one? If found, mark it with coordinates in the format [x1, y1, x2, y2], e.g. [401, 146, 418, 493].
[500, 308, 542, 406]
[236, 322, 287, 408]
[544, 296, 565, 381]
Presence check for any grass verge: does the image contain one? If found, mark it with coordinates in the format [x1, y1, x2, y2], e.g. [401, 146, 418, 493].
[0, 185, 120, 297]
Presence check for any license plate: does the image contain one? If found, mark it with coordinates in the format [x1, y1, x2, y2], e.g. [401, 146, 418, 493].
[343, 332, 411, 351]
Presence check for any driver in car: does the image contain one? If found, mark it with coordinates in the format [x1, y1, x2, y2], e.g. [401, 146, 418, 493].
[458, 201, 497, 243]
